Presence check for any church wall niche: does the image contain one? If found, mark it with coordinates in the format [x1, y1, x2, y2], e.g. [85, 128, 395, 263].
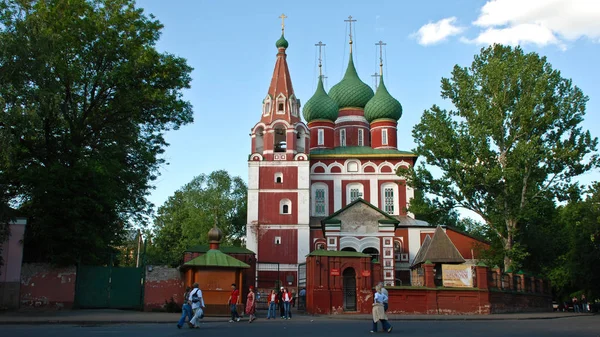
[258, 166, 298, 189]
[258, 192, 298, 225]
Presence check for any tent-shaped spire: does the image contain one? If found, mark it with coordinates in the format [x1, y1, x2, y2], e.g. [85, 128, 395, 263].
[411, 226, 465, 267]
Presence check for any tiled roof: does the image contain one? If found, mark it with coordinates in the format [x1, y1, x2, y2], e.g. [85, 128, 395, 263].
[364, 76, 402, 122]
[184, 249, 250, 268]
[412, 226, 466, 267]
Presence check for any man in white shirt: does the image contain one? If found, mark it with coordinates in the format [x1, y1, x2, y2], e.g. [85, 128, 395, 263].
[189, 283, 205, 328]
[378, 282, 389, 312]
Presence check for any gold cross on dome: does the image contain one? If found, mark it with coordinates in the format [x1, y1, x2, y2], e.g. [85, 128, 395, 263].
[279, 13, 287, 33]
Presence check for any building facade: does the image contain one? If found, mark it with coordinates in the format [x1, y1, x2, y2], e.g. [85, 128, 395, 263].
[246, 26, 486, 288]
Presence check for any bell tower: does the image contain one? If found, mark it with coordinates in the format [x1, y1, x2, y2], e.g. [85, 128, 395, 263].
[246, 16, 310, 288]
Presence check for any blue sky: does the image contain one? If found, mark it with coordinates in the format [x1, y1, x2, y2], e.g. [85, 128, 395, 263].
[136, 0, 600, 212]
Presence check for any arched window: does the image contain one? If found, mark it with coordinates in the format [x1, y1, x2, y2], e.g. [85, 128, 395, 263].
[315, 242, 325, 250]
[280, 199, 292, 215]
[296, 127, 305, 153]
[275, 172, 283, 184]
[254, 127, 264, 154]
[346, 183, 364, 205]
[274, 125, 286, 153]
[311, 183, 328, 216]
[381, 182, 399, 215]
[340, 129, 346, 147]
[362, 247, 379, 262]
[263, 96, 271, 116]
[276, 95, 286, 114]
[317, 129, 324, 146]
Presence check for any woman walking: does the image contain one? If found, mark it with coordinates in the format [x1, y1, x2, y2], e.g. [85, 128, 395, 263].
[245, 286, 257, 323]
[371, 285, 393, 333]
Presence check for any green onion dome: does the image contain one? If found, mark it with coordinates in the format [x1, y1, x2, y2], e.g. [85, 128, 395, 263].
[364, 76, 402, 122]
[276, 34, 289, 49]
[329, 54, 374, 109]
[302, 76, 339, 122]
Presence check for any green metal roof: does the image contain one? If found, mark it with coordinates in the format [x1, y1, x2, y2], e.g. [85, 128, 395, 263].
[276, 34, 288, 49]
[186, 245, 255, 254]
[302, 76, 339, 122]
[184, 249, 250, 268]
[329, 53, 374, 109]
[307, 250, 370, 258]
[310, 146, 415, 158]
[364, 76, 403, 122]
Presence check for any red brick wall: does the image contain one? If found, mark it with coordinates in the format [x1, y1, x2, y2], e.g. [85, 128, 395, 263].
[258, 229, 298, 264]
[19, 263, 76, 309]
[489, 291, 552, 313]
[259, 166, 298, 189]
[258, 192, 298, 224]
[144, 266, 184, 311]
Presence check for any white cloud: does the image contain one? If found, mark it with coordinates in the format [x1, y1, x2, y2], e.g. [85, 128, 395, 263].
[413, 17, 465, 46]
[467, 0, 600, 48]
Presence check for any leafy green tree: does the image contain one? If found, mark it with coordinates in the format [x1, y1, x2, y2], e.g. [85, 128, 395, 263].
[551, 183, 600, 298]
[149, 170, 247, 267]
[402, 44, 598, 271]
[0, 0, 193, 265]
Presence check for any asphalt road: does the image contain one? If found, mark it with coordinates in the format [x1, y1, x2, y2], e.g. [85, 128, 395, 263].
[2, 316, 599, 337]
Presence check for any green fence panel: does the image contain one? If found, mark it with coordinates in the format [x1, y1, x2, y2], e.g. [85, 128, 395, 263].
[109, 267, 143, 309]
[76, 266, 110, 308]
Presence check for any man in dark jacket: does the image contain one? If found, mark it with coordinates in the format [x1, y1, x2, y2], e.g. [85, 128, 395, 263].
[278, 287, 285, 318]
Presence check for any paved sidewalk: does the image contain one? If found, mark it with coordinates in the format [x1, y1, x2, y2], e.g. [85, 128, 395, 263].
[0, 309, 591, 325]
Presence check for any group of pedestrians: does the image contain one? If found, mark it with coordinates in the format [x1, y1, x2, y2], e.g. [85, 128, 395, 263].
[177, 280, 394, 333]
[177, 283, 205, 329]
[571, 294, 589, 313]
[266, 287, 294, 319]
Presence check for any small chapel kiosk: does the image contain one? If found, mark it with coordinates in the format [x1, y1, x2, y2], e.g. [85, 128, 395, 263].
[181, 226, 250, 316]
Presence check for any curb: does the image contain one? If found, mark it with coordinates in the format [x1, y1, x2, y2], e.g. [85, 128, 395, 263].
[0, 313, 592, 325]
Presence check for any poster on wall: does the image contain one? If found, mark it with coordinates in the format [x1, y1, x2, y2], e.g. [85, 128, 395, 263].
[442, 264, 473, 288]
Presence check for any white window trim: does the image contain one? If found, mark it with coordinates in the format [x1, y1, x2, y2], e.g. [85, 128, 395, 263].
[317, 129, 324, 146]
[381, 182, 399, 215]
[311, 183, 328, 216]
[275, 236, 282, 245]
[263, 96, 272, 116]
[274, 172, 283, 184]
[340, 129, 346, 147]
[290, 99, 298, 117]
[276, 95, 286, 115]
[358, 129, 364, 146]
[382, 129, 388, 145]
[346, 183, 364, 205]
[280, 199, 292, 214]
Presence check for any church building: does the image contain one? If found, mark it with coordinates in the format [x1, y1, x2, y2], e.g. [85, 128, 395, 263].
[246, 18, 486, 288]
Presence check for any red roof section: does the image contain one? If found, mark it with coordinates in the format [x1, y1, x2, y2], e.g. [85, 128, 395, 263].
[260, 46, 301, 125]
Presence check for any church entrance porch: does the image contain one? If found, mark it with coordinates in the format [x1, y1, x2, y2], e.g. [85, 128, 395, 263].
[305, 250, 375, 315]
[342, 268, 357, 311]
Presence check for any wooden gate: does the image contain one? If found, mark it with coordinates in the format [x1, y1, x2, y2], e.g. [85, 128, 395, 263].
[74, 263, 144, 309]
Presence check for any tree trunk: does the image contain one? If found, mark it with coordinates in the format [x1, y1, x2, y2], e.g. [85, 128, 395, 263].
[503, 219, 516, 272]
